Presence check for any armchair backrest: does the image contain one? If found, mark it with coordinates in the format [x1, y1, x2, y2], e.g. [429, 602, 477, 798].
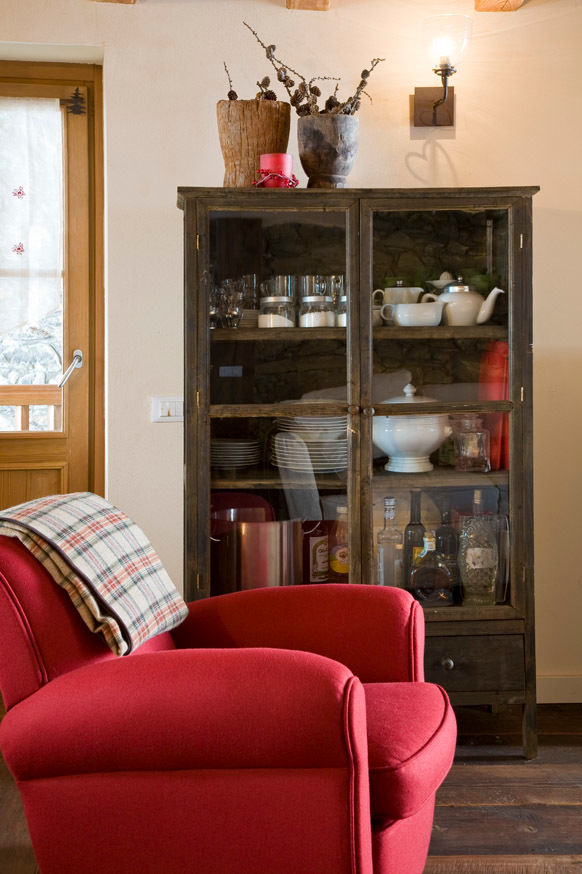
[0, 536, 175, 710]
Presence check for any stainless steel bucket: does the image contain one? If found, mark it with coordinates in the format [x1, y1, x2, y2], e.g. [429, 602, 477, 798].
[211, 520, 303, 592]
[239, 520, 302, 588]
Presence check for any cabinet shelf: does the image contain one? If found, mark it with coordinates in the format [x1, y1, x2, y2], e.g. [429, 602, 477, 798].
[210, 465, 508, 491]
[210, 466, 347, 490]
[211, 325, 508, 342]
[371, 467, 509, 489]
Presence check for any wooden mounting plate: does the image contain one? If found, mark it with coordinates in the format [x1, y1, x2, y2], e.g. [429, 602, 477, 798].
[413, 87, 455, 127]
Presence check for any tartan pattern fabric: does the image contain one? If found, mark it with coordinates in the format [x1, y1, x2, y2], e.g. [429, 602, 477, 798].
[0, 492, 188, 655]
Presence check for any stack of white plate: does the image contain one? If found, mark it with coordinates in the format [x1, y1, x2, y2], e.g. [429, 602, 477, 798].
[275, 414, 347, 443]
[210, 438, 261, 469]
[239, 309, 259, 328]
[271, 432, 348, 472]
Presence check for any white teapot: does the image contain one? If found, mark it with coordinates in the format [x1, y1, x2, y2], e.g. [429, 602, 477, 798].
[422, 275, 504, 326]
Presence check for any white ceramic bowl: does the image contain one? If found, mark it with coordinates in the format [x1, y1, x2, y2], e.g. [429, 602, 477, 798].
[381, 301, 443, 327]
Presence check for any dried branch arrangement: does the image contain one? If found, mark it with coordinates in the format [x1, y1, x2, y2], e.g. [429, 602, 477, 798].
[223, 22, 384, 116]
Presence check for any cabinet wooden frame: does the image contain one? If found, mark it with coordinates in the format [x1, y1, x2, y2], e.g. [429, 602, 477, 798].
[178, 185, 538, 756]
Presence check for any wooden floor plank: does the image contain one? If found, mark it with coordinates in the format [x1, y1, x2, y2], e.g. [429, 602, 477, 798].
[424, 856, 582, 873]
[429, 805, 582, 855]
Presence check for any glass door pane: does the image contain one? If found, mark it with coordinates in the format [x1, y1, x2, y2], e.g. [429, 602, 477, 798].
[204, 203, 356, 595]
[368, 204, 512, 611]
[208, 208, 349, 403]
[0, 96, 64, 432]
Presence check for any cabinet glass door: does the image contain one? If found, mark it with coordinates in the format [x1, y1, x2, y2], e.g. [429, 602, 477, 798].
[364, 201, 514, 614]
[192, 200, 358, 598]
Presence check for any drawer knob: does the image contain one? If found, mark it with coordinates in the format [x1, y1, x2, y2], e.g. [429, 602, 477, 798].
[440, 656, 455, 671]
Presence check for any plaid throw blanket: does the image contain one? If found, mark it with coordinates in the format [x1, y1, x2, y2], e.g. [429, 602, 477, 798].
[0, 492, 188, 655]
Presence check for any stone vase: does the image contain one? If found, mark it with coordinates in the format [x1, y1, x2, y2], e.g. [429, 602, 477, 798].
[297, 114, 359, 188]
[216, 99, 291, 188]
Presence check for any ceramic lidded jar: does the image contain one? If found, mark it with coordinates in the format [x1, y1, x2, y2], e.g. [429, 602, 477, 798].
[372, 383, 452, 473]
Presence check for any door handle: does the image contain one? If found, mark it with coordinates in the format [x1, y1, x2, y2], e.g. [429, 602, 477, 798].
[58, 349, 83, 388]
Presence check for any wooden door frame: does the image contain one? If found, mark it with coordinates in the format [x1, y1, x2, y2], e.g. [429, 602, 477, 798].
[0, 60, 105, 495]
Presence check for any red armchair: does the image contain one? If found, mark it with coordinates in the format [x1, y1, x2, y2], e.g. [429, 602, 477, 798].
[0, 534, 456, 874]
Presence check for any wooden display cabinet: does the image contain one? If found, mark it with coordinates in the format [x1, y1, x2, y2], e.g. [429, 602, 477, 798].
[178, 186, 538, 757]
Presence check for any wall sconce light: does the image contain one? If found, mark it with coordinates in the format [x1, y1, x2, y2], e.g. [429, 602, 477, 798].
[413, 14, 472, 127]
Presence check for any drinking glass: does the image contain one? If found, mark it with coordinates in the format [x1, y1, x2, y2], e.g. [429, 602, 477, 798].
[209, 286, 223, 329]
[220, 280, 245, 328]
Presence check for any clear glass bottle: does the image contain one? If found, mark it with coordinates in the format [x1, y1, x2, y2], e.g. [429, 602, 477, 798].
[436, 507, 461, 604]
[403, 489, 425, 591]
[454, 414, 491, 473]
[336, 295, 348, 327]
[299, 295, 335, 327]
[457, 489, 498, 605]
[376, 496, 404, 587]
[328, 505, 349, 582]
[409, 531, 454, 606]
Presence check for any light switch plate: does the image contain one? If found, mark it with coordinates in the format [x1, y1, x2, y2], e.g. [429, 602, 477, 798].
[151, 396, 184, 423]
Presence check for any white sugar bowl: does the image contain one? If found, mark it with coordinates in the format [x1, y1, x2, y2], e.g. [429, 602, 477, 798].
[372, 383, 452, 473]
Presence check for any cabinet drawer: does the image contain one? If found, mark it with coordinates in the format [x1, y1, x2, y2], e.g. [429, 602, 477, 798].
[425, 634, 525, 692]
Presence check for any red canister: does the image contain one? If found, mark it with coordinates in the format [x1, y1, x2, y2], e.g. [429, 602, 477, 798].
[259, 153, 293, 188]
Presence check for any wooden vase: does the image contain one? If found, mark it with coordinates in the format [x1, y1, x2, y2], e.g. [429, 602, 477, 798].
[216, 100, 291, 188]
[297, 114, 359, 188]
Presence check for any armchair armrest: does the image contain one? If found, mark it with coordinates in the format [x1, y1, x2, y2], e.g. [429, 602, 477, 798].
[0, 648, 368, 781]
[172, 584, 425, 683]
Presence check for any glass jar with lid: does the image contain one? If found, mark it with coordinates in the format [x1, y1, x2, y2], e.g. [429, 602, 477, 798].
[336, 295, 348, 327]
[454, 414, 491, 472]
[299, 296, 335, 327]
[258, 296, 296, 328]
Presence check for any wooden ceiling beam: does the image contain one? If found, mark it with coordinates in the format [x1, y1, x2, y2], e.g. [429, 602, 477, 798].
[286, 0, 331, 9]
[475, 0, 525, 9]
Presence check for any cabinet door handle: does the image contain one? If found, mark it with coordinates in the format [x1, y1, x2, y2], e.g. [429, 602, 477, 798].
[362, 406, 376, 417]
[440, 656, 455, 671]
[347, 405, 360, 415]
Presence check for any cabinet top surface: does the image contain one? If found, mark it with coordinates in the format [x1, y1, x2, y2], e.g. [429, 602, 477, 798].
[177, 185, 540, 209]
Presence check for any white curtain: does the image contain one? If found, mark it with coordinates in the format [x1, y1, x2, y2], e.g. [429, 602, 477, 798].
[0, 97, 64, 380]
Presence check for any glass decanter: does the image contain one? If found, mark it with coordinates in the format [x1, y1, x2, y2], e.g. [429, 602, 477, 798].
[409, 531, 454, 607]
[457, 489, 498, 606]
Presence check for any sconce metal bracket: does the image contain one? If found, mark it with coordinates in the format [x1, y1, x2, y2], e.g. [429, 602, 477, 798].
[413, 86, 455, 127]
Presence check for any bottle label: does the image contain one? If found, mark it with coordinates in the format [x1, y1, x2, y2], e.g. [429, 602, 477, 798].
[465, 547, 496, 570]
[412, 545, 423, 565]
[393, 555, 404, 588]
[377, 547, 384, 586]
[330, 543, 349, 575]
[309, 536, 329, 582]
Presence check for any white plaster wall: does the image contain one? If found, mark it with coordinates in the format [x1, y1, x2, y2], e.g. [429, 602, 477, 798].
[1, 0, 581, 701]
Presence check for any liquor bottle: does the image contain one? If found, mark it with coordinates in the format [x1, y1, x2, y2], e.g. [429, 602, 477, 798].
[376, 496, 403, 587]
[436, 507, 461, 604]
[328, 505, 349, 583]
[301, 520, 329, 584]
[457, 489, 498, 606]
[403, 489, 425, 590]
[409, 531, 454, 606]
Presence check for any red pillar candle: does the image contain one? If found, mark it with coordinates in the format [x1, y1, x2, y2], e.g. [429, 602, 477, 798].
[259, 153, 293, 187]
